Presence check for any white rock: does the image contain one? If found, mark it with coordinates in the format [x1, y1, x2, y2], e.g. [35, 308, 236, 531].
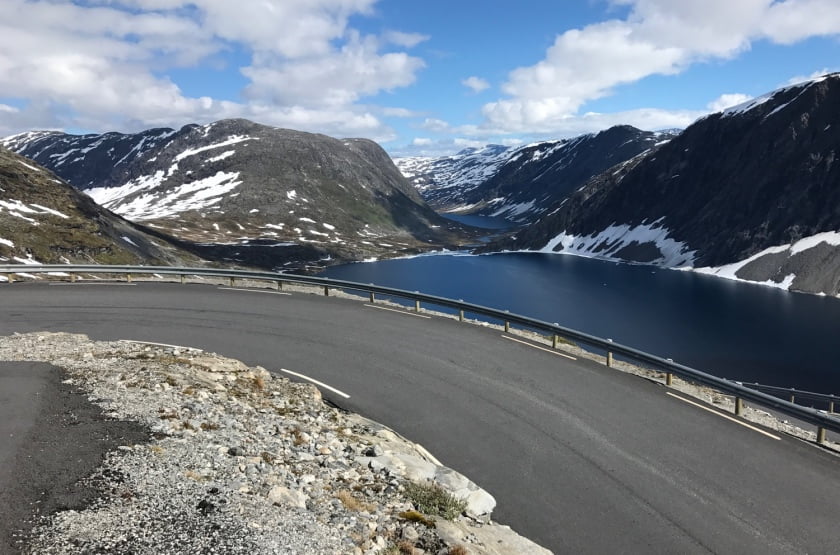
[268, 486, 307, 509]
[463, 489, 496, 517]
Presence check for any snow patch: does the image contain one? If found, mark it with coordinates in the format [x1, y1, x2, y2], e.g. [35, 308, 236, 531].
[540, 222, 696, 267]
[691, 230, 840, 291]
[16, 160, 42, 172]
[102, 171, 243, 220]
[0, 237, 14, 247]
[174, 136, 253, 162]
[206, 150, 235, 163]
[30, 204, 69, 219]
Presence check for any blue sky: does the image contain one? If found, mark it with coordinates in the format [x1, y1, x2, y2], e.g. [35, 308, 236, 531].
[1, 1, 839, 156]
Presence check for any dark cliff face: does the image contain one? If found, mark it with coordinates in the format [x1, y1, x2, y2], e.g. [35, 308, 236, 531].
[2, 119, 469, 267]
[0, 147, 201, 265]
[491, 74, 840, 295]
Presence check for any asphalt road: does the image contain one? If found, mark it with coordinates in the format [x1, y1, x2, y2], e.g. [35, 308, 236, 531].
[2, 281, 840, 553]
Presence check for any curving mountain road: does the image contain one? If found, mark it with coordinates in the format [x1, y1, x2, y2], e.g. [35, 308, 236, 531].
[2, 281, 840, 553]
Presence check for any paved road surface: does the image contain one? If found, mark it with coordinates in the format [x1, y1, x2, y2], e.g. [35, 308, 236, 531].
[2, 282, 840, 553]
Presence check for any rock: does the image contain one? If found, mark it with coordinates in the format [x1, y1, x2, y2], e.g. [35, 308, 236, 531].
[363, 445, 384, 457]
[435, 520, 552, 555]
[227, 446, 245, 457]
[196, 499, 216, 515]
[463, 490, 496, 518]
[268, 486, 307, 509]
[402, 525, 420, 542]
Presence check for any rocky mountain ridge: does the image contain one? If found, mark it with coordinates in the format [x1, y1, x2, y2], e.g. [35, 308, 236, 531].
[489, 73, 840, 296]
[3, 120, 475, 270]
[0, 147, 203, 269]
[396, 126, 676, 223]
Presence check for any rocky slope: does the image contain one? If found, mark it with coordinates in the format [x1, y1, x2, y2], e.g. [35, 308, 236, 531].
[3, 120, 473, 269]
[0, 332, 549, 555]
[396, 126, 675, 223]
[0, 147, 202, 268]
[489, 74, 840, 296]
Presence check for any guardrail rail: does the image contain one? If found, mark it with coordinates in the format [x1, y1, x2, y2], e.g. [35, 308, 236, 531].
[3, 263, 839, 444]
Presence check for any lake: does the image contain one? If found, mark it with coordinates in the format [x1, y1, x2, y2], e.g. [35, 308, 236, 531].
[320, 251, 840, 395]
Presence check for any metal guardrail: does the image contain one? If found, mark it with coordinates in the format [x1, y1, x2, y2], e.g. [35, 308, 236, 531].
[3, 263, 840, 443]
[740, 382, 839, 412]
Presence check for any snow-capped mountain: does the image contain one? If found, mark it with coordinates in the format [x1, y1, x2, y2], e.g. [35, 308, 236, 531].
[490, 73, 840, 296]
[0, 147, 202, 268]
[395, 144, 512, 209]
[3, 119, 469, 267]
[396, 126, 676, 223]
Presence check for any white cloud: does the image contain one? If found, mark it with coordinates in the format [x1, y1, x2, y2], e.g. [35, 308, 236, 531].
[420, 118, 451, 132]
[384, 30, 430, 48]
[411, 137, 433, 146]
[706, 93, 753, 112]
[0, 0, 423, 140]
[462, 76, 490, 93]
[483, 0, 840, 133]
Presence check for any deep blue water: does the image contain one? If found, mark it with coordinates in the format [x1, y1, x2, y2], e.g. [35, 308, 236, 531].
[321, 252, 840, 395]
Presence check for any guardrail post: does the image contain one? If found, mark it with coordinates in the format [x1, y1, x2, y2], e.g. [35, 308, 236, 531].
[606, 339, 613, 367]
[180, 274, 186, 284]
[415, 300, 420, 312]
[830, 401, 835, 414]
[459, 309, 464, 322]
[790, 391, 796, 403]
[324, 286, 329, 296]
[126, 273, 132, 283]
[70, 273, 76, 283]
[4, 274, 11, 284]
[369, 292, 375, 303]
[817, 427, 827, 444]
[277, 280, 283, 290]
[552, 335, 559, 349]
[229, 277, 235, 287]
[504, 321, 510, 333]
[666, 372, 673, 386]
[735, 397, 744, 416]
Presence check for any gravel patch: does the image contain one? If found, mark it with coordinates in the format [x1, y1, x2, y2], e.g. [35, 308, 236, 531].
[0, 332, 550, 555]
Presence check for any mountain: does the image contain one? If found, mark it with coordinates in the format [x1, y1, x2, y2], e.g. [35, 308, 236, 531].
[0, 147, 202, 267]
[395, 126, 676, 223]
[395, 144, 512, 211]
[2, 119, 471, 268]
[488, 74, 840, 296]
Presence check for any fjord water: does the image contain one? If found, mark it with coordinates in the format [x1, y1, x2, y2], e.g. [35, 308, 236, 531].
[321, 252, 840, 395]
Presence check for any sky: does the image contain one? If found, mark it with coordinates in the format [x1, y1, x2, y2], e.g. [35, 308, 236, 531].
[1, 0, 839, 157]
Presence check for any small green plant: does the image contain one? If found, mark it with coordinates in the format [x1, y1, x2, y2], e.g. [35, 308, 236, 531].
[403, 481, 466, 521]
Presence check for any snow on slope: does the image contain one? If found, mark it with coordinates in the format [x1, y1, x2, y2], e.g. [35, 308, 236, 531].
[88, 171, 242, 220]
[691, 231, 840, 291]
[538, 220, 697, 268]
[394, 144, 513, 197]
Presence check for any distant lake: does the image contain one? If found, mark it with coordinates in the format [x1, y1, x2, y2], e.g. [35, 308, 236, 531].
[442, 213, 516, 230]
[321, 251, 840, 395]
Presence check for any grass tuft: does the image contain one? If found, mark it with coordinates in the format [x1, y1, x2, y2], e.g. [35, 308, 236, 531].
[398, 510, 436, 528]
[404, 481, 466, 521]
[336, 489, 375, 512]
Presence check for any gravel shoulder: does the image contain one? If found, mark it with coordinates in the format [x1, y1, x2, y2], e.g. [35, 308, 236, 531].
[0, 362, 148, 554]
[0, 333, 550, 555]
